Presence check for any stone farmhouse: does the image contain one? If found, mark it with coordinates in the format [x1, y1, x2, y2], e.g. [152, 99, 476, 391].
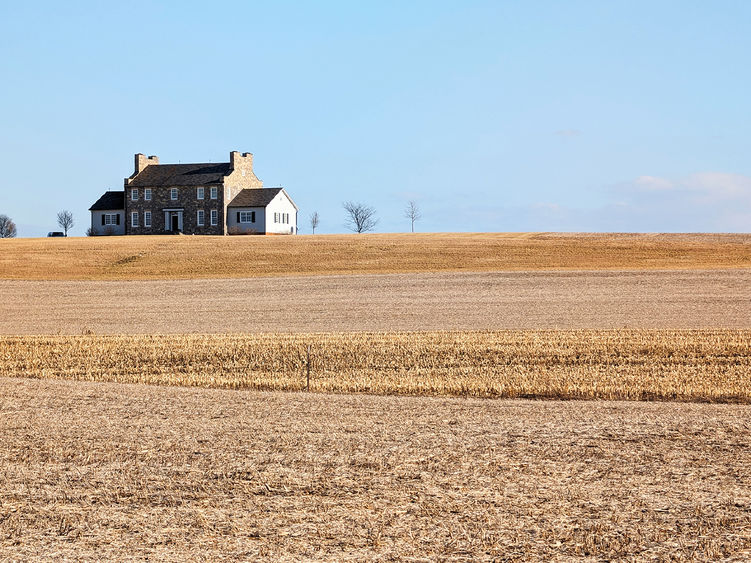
[89, 152, 298, 236]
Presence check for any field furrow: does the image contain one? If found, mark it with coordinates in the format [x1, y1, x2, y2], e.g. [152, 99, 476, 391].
[2, 269, 751, 334]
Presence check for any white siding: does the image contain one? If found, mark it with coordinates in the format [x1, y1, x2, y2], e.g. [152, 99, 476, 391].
[265, 191, 297, 234]
[90, 210, 125, 235]
[227, 207, 265, 234]
[226, 190, 298, 235]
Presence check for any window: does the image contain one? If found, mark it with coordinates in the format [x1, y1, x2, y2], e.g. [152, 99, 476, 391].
[171, 188, 178, 200]
[239, 211, 255, 223]
[197, 209, 205, 226]
[102, 213, 119, 226]
[144, 188, 151, 201]
[131, 211, 139, 227]
[131, 188, 138, 201]
[197, 187, 204, 200]
[210, 187, 218, 199]
[274, 212, 279, 223]
[210, 209, 218, 225]
[144, 211, 152, 228]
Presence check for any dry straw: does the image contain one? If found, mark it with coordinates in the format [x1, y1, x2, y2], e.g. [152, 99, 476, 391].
[2, 330, 749, 401]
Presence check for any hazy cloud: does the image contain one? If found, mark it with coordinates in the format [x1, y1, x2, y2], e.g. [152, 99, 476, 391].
[453, 171, 751, 233]
[605, 171, 751, 231]
[630, 172, 751, 200]
[633, 175, 674, 191]
[684, 172, 751, 199]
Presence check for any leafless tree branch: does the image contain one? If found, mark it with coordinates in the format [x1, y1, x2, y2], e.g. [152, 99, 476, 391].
[57, 210, 74, 237]
[0, 214, 17, 238]
[343, 201, 378, 233]
[404, 200, 422, 233]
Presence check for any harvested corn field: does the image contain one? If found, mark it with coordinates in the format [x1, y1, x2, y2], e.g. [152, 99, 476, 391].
[1, 232, 750, 281]
[2, 330, 749, 401]
[2, 377, 750, 561]
[3, 232, 750, 561]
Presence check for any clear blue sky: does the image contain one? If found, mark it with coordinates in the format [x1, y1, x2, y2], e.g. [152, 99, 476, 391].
[1, 0, 749, 236]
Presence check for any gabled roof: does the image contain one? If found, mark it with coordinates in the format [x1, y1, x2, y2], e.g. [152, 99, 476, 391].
[128, 163, 231, 187]
[89, 190, 124, 211]
[228, 187, 297, 209]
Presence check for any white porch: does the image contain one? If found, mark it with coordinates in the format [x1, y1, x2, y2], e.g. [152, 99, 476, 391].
[163, 209, 184, 232]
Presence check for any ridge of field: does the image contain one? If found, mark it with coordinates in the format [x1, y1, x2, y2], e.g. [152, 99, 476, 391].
[2, 269, 751, 334]
[2, 330, 749, 402]
[2, 376, 750, 560]
[1, 232, 750, 280]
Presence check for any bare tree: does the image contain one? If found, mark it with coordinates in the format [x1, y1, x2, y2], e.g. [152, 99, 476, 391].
[0, 214, 17, 238]
[404, 200, 422, 233]
[342, 201, 378, 233]
[57, 210, 74, 237]
[309, 211, 320, 234]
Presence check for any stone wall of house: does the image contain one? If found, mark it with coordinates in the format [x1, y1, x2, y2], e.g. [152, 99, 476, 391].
[223, 152, 263, 234]
[119, 151, 271, 235]
[124, 185, 224, 235]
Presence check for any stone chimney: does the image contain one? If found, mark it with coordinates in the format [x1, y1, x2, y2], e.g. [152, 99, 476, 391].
[135, 153, 159, 174]
[230, 151, 253, 172]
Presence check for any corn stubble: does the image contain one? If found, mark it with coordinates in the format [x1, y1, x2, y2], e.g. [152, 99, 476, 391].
[3, 378, 750, 560]
[3, 330, 749, 401]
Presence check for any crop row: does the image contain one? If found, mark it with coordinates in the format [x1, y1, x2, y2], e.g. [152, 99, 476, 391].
[1, 330, 749, 401]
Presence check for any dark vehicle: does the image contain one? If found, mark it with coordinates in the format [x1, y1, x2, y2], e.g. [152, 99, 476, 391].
[47, 232, 65, 237]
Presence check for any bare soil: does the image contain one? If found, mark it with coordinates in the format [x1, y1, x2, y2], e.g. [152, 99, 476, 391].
[1, 377, 749, 561]
[1, 269, 750, 334]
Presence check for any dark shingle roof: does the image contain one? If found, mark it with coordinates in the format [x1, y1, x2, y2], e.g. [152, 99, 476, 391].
[228, 187, 285, 208]
[128, 163, 231, 187]
[89, 191, 124, 211]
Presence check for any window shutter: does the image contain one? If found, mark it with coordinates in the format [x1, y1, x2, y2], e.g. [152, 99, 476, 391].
[116, 214, 120, 225]
[101, 215, 105, 226]
[236, 212, 240, 222]
[252, 211, 255, 222]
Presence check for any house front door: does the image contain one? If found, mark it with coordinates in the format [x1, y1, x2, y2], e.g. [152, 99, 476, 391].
[171, 214, 179, 232]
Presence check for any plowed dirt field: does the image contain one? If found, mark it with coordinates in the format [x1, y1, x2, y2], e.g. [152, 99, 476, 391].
[1, 269, 750, 334]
